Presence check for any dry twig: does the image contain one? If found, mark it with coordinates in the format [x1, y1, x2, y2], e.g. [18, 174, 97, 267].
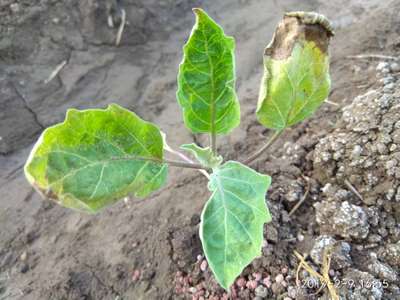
[44, 60, 67, 84]
[344, 179, 363, 201]
[324, 99, 340, 107]
[289, 176, 310, 217]
[294, 250, 339, 300]
[346, 54, 399, 61]
[115, 8, 126, 46]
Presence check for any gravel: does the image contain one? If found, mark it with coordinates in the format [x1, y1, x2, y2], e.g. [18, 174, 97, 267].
[314, 201, 369, 239]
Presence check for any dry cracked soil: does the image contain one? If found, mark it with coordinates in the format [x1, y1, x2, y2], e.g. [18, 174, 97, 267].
[1, 0, 400, 299]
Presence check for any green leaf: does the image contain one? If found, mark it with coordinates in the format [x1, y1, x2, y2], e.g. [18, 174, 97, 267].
[24, 104, 167, 213]
[256, 12, 333, 129]
[180, 143, 223, 169]
[177, 8, 240, 135]
[200, 161, 272, 289]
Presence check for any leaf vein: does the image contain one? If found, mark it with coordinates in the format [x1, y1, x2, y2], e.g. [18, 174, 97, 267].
[89, 164, 105, 199]
[223, 188, 266, 217]
[226, 209, 254, 246]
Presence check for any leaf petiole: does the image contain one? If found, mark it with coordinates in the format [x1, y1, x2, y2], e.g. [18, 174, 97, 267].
[164, 158, 210, 170]
[161, 132, 211, 178]
[243, 130, 284, 165]
[111, 155, 209, 171]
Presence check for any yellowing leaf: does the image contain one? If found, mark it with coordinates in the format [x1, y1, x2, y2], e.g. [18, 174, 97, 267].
[177, 8, 240, 135]
[257, 12, 334, 129]
[24, 104, 167, 213]
[200, 161, 272, 289]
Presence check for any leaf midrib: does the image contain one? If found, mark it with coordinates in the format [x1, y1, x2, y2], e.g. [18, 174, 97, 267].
[215, 175, 228, 280]
[201, 24, 216, 137]
[214, 173, 258, 281]
[48, 154, 162, 188]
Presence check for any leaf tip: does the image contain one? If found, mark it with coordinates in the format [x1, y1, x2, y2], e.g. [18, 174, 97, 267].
[107, 102, 121, 110]
[65, 108, 80, 120]
[285, 11, 335, 37]
[265, 11, 333, 60]
[192, 7, 204, 15]
[192, 8, 211, 24]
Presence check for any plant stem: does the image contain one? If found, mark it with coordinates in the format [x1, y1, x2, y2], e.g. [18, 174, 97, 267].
[210, 132, 217, 154]
[243, 130, 284, 165]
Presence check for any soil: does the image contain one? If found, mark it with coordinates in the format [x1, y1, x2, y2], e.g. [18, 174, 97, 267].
[1, 0, 400, 299]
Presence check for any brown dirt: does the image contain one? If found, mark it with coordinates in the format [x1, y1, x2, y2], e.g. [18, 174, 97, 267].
[1, 0, 399, 299]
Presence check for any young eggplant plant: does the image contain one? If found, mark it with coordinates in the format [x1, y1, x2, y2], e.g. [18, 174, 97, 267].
[24, 9, 333, 290]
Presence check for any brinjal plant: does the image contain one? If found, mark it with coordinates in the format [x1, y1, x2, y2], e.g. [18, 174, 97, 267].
[24, 9, 334, 290]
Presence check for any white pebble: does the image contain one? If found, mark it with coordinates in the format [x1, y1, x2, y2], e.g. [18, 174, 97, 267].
[10, 3, 20, 13]
[275, 274, 284, 283]
[200, 260, 208, 271]
[20, 251, 27, 261]
[390, 62, 400, 72]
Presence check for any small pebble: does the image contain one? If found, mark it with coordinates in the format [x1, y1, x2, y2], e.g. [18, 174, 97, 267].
[255, 285, 268, 298]
[253, 272, 262, 281]
[20, 251, 27, 262]
[376, 61, 389, 72]
[281, 267, 288, 274]
[383, 83, 395, 92]
[297, 233, 305, 242]
[263, 276, 272, 288]
[390, 62, 400, 72]
[195, 290, 204, 297]
[20, 264, 29, 273]
[132, 269, 140, 281]
[275, 274, 284, 283]
[271, 282, 285, 295]
[287, 286, 297, 298]
[246, 280, 258, 290]
[197, 255, 203, 262]
[381, 76, 394, 84]
[200, 260, 208, 272]
[236, 277, 246, 288]
[10, 3, 20, 13]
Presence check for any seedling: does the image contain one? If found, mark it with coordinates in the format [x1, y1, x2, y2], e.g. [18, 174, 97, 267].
[24, 9, 333, 290]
